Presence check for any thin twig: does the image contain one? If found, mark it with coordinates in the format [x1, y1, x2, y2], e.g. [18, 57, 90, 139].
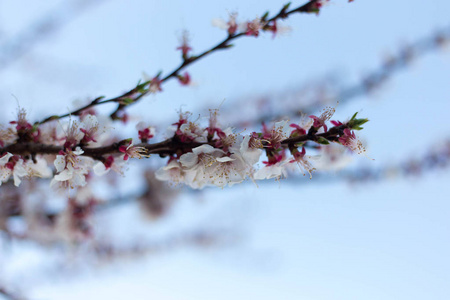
[36, 0, 322, 125]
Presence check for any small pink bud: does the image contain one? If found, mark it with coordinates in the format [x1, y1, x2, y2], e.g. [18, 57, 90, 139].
[178, 72, 191, 86]
[177, 31, 192, 59]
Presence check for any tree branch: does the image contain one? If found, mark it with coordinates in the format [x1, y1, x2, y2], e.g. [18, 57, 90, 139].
[36, 0, 322, 125]
[1, 122, 351, 160]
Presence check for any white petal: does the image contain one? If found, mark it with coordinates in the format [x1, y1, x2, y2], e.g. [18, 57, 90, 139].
[72, 172, 87, 187]
[211, 18, 227, 29]
[242, 149, 261, 166]
[73, 147, 84, 155]
[192, 144, 215, 155]
[13, 172, 22, 186]
[237, 22, 247, 32]
[254, 164, 287, 180]
[216, 156, 235, 163]
[180, 152, 198, 168]
[93, 162, 109, 176]
[0, 153, 13, 166]
[14, 162, 28, 177]
[28, 158, 52, 178]
[54, 155, 66, 173]
[155, 167, 170, 181]
[54, 169, 73, 181]
[240, 135, 262, 165]
[0, 168, 12, 183]
[136, 121, 148, 131]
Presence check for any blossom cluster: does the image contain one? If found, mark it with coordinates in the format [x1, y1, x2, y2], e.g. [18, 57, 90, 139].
[212, 13, 291, 38]
[0, 104, 367, 191]
[0, 2, 365, 192]
[156, 110, 263, 188]
[155, 107, 368, 188]
[210, 1, 331, 38]
[0, 108, 127, 189]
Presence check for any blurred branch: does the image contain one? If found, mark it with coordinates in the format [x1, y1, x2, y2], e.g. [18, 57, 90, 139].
[215, 26, 450, 128]
[280, 137, 450, 185]
[93, 228, 238, 262]
[344, 139, 450, 183]
[0, 286, 24, 300]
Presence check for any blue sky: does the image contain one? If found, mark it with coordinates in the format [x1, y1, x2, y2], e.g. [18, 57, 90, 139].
[1, 0, 450, 299]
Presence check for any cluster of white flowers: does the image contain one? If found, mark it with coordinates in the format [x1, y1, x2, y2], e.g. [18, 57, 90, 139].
[44, 114, 115, 189]
[51, 147, 92, 189]
[153, 107, 369, 188]
[0, 103, 366, 192]
[156, 133, 262, 189]
[156, 118, 305, 188]
[0, 109, 116, 190]
[0, 153, 52, 186]
[0, 106, 155, 191]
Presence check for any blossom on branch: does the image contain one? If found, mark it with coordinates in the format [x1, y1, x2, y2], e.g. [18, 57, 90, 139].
[63, 119, 84, 149]
[339, 128, 366, 155]
[240, 134, 263, 166]
[51, 147, 93, 189]
[119, 142, 149, 160]
[10, 108, 32, 131]
[261, 120, 291, 150]
[177, 72, 191, 86]
[309, 105, 336, 132]
[313, 144, 353, 171]
[136, 122, 156, 143]
[0, 124, 16, 146]
[0, 153, 27, 186]
[254, 160, 288, 180]
[246, 17, 264, 37]
[173, 114, 208, 143]
[155, 160, 188, 186]
[308, 0, 331, 14]
[264, 20, 292, 38]
[289, 147, 316, 179]
[212, 12, 238, 35]
[177, 30, 192, 59]
[80, 115, 101, 145]
[93, 155, 125, 176]
[149, 76, 162, 93]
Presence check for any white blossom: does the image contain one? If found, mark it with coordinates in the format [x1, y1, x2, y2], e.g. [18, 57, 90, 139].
[79, 114, 105, 145]
[211, 153, 249, 187]
[0, 153, 28, 186]
[51, 147, 93, 189]
[136, 121, 156, 141]
[179, 122, 208, 143]
[64, 119, 84, 148]
[0, 153, 52, 186]
[239, 134, 262, 166]
[93, 156, 126, 176]
[155, 160, 188, 186]
[179, 144, 224, 188]
[314, 144, 354, 171]
[253, 161, 288, 181]
[38, 120, 65, 145]
[25, 157, 53, 179]
[0, 124, 17, 146]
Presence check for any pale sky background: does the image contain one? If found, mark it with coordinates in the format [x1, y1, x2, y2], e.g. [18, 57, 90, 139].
[1, 0, 450, 299]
